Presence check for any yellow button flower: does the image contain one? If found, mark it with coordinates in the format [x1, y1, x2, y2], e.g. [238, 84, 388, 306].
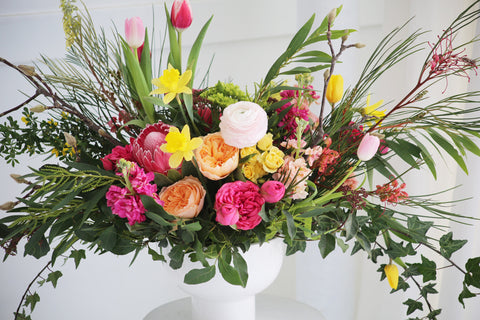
[326, 74, 343, 104]
[384, 263, 399, 290]
[151, 64, 192, 104]
[160, 125, 202, 168]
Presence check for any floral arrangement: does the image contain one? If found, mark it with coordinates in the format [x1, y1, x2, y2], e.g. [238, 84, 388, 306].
[1, 0, 480, 319]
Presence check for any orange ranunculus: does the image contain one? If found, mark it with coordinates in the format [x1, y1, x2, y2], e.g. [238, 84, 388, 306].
[158, 176, 206, 219]
[194, 132, 239, 180]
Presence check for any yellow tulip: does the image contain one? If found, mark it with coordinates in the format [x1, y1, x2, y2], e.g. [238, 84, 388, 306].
[384, 263, 399, 290]
[326, 74, 344, 104]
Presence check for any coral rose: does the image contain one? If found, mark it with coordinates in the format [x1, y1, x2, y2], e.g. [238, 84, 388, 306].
[131, 121, 176, 174]
[194, 132, 239, 180]
[214, 181, 265, 230]
[158, 176, 206, 219]
[219, 101, 268, 148]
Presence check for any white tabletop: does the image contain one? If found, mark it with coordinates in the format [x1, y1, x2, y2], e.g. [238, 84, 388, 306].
[143, 294, 326, 320]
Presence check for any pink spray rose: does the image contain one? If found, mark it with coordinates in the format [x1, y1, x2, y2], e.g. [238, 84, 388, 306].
[357, 133, 380, 161]
[131, 121, 177, 174]
[214, 181, 265, 230]
[219, 101, 268, 148]
[260, 181, 285, 203]
[125, 17, 145, 49]
[171, 0, 193, 31]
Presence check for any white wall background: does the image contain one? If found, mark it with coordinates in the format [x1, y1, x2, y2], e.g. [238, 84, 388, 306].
[1, 1, 479, 319]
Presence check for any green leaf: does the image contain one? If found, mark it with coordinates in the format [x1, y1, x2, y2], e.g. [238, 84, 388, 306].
[439, 232, 467, 259]
[464, 257, 480, 289]
[24, 220, 52, 259]
[386, 241, 416, 259]
[164, 3, 181, 70]
[283, 210, 296, 240]
[232, 251, 248, 288]
[124, 119, 146, 129]
[182, 221, 202, 232]
[46, 270, 63, 288]
[427, 309, 442, 319]
[69, 249, 86, 269]
[168, 245, 185, 269]
[354, 232, 371, 257]
[318, 233, 336, 258]
[458, 283, 476, 307]
[420, 283, 438, 299]
[187, 15, 213, 84]
[428, 129, 468, 174]
[140, 29, 152, 89]
[218, 255, 243, 286]
[344, 212, 358, 241]
[407, 134, 437, 179]
[403, 298, 423, 315]
[25, 292, 40, 312]
[121, 39, 155, 123]
[457, 134, 480, 157]
[194, 239, 208, 267]
[167, 169, 182, 182]
[279, 66, 311, 75]
[336, 237, 349, 253]
[99, 225, 117, 251]
[184, 265, 216, 284]
[148, 246, 166, 262]
[388, 139, 422, 168]
[411, 255, 437, 282]
[407, 216, 433, 242]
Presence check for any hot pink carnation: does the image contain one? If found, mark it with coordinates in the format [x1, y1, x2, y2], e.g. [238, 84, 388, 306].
[214, 181, 265, 230]
[101, 144, 134, 171]
[131, 121, 176, 174]
[260, 181, 285, 203]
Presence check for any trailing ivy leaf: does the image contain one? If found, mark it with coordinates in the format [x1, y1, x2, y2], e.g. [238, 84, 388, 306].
[283, 210, 296, 240]
[354, 233, 371, 258]
[24, 220, 53, 258]
[420, 283, 438, 298]
[410, 255, 437, 282]
[407, 216, 433, 243]
[386, 241, 416, 259]
[194, 238, 208, 267]
[403, 298, 423, 315]
[285, 240, 306, 255]
[25, 292, 40, 312]
[344, 212, 358, 241]
[336, 237, 349, 253]
[184, 265, 216, 285]
[318, 233, 336, 258]
[169, 245, 185, 270]
[427, 309, 442, 319]
[69, 249, 86, 269]
[439, 232, 467, 259]
[464, 257, 480, 289]
[458, 283, 476, 307]
[46, 270, 63, 288]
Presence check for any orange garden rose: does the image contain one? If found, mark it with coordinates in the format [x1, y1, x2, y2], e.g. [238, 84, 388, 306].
[158, 176, 206, 218]
[194, 132, 239, 180]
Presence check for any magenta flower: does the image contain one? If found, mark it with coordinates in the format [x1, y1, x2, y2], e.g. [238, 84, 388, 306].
[357, 133, 380, 161]
[260, 181, 285, 203]
[171, 0, 193, 31]
[131, 121, 176, 174]
[106, 186, 146, 225]
[101, 144, 134, 171]
[125, 17, 145, 49]
[214, 181, 265, 230]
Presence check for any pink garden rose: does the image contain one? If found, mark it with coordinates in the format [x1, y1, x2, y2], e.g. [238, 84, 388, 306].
[357, 133, 380, 161]
[214, 181, 265, 230]
[131, 121, 176, 174]
[260, 181, 285, 203]
[219, 101, 268, 148]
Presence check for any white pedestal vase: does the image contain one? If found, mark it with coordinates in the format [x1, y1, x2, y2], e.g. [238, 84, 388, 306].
[173, 238, 286, 320]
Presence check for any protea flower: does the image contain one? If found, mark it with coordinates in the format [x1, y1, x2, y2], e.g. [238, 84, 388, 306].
[131, 122, 177, 174]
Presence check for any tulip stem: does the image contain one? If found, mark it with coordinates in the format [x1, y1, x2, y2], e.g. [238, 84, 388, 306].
[177, 31, 183, 72]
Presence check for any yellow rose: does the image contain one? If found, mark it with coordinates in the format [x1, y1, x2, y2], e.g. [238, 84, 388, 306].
[242, 159, 266, 183]
[240, 146, 259, 160]
[257, 133, 273, 151]
[194, 132, 239, 180]
[260, 146, 285, 173]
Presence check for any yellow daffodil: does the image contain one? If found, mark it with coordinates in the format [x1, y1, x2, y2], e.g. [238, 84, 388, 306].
[160, 125, 202, 168]
[326, 74, 344, 105]
[384, 263, 399, 290]
[150, 64, 192, 104]
[361, 94, 385, 126]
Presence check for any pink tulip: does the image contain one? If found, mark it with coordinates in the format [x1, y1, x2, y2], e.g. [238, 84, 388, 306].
[125, 17, 145, 49]
[171, 0, 193, 31]
[357, 133, 380, 161]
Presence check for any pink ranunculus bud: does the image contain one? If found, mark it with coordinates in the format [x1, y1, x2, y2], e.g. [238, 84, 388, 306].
[125, 17, 145, 49]
[260, 181, 285, 203]
[357, 133, 380, 161]
[171, 0, 193, 31]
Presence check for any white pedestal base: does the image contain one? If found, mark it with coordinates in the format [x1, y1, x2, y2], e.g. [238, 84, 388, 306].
[143, 294, 327, 320]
